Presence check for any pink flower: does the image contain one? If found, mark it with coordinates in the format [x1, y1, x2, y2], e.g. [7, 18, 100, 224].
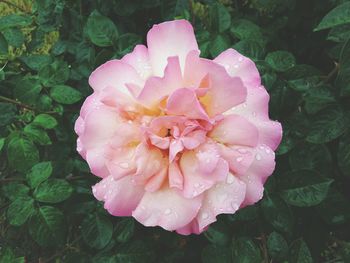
[75, 20, 282, 235]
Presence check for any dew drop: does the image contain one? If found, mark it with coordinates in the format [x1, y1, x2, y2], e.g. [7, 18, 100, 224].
[265, 148, 271, 154]
[102, 184, 107, 189]
[255, 154, 262, 161]
[92, 188, 97, 193]
[226, 175, 235, 184]
[238, 56, 243, 62]
[194, 183, 200, 188]
[234, 64, 239, 68]
[193, 190, 198, 197]
[237, 148, 247, 154]
[103, 194, 107, 199]
[202, 213, 209, 219]
[231, 202, 239, 211]
[119, 162, 129, 169]
[236, 156, 243, 163]
[164, 208, 172, 215]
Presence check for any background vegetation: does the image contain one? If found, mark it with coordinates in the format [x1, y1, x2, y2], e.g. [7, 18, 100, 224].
[1, 0, 350, 262]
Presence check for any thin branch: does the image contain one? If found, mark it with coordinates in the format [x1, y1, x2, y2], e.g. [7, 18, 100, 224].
[0, 95, 58, 115]
[318, 62, 340, 86]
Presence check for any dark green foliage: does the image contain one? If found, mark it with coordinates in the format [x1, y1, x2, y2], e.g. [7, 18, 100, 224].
[0, 0, 350, 262]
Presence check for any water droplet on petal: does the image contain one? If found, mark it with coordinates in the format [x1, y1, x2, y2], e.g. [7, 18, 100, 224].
[226, 175, 235, 184]
[194, 183, 200, 188]
[102, 184, 107, 189]
[236, 156, 243, 163]
[202, 212, 209, 219]
[193, 190, 198, 197]
[238, 56, 243, 62]
[92, 188, 97, 194]
[255, 154, 262, 161]
[119, 162, 129, 169]
[231, 202, 239, 211]
[237, 148, 247, 154]
[265, 148, 271, 154]
[164, 208, 172, 215]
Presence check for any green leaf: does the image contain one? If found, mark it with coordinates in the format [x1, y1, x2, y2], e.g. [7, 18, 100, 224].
[82, 213, 113, 249]
[115, 218, 135, 243]
[265, 51, 296, 72]
[86, 10, 118, 47]
[161, 0, 189, 20]
[7, 136, 39, 173]
[289, 239, 313, 263]
[20, 54, 53, 71]
[314, 2, 350, 31]
[24, 124, 52, 145]
[117, 33, 142, 57]
[230, 19, 264, 45]
[209, 34, 231, 57]
[303, 85, 336, 114]
[0, 137, 5, 152]
[267, 231, 288, 260]
[261, 193, 294, 233]
[204, 221, 230, 246]
[27, 161, 53, 188]
[14, 76, 42, 105]
[328, 24, 350, 42]
[280, 170, 333, 207]
[29, 206, 66, 247]
[114, 240, 156, 263]
[306, 107, 347, 144]
[2, 183, 30, 201]
[336, 39, 350, 97]
[39, 60, 70, 87]
[316, 188, 350, 225]
[201, 245, 231, 263]
[289, 143, 332, 175]
[233, 40, 264, 60]
[50, 85, 82, 104]
[0, 32, 9, 55]
[34, 179, 73, 203]
[0, 14, 32, 30]
[33, 114, 57, 129]
[0, 247, 25, 263]
[7, 197, 35, 226]
[232, 237, 262, 263]
[209, 2, 231, 33]
[2, 28, 24, 48]
[338, 133, 350, 177]
[0, 103, 16, 127]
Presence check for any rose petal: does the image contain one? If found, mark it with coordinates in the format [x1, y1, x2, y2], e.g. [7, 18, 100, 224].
[147, 19, 199, 76]
[239, 144, 276, 206]
[166, 88, 209, 121]
[209, 114, 259, 147]
[196, 174, 246, 232]
[180, 149, 228, 198]
[214, 48, 260, 86]
[121, 44, 152, 80]
[89, 60, 143, 93]
[132, 187, 202, 231]
[92, 175, 144, 216]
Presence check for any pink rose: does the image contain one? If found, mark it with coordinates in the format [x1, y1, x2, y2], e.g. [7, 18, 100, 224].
[75, 20, 282, 235]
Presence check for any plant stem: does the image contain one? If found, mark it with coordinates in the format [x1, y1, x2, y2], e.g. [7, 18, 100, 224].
[0, 95, 58, 115]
